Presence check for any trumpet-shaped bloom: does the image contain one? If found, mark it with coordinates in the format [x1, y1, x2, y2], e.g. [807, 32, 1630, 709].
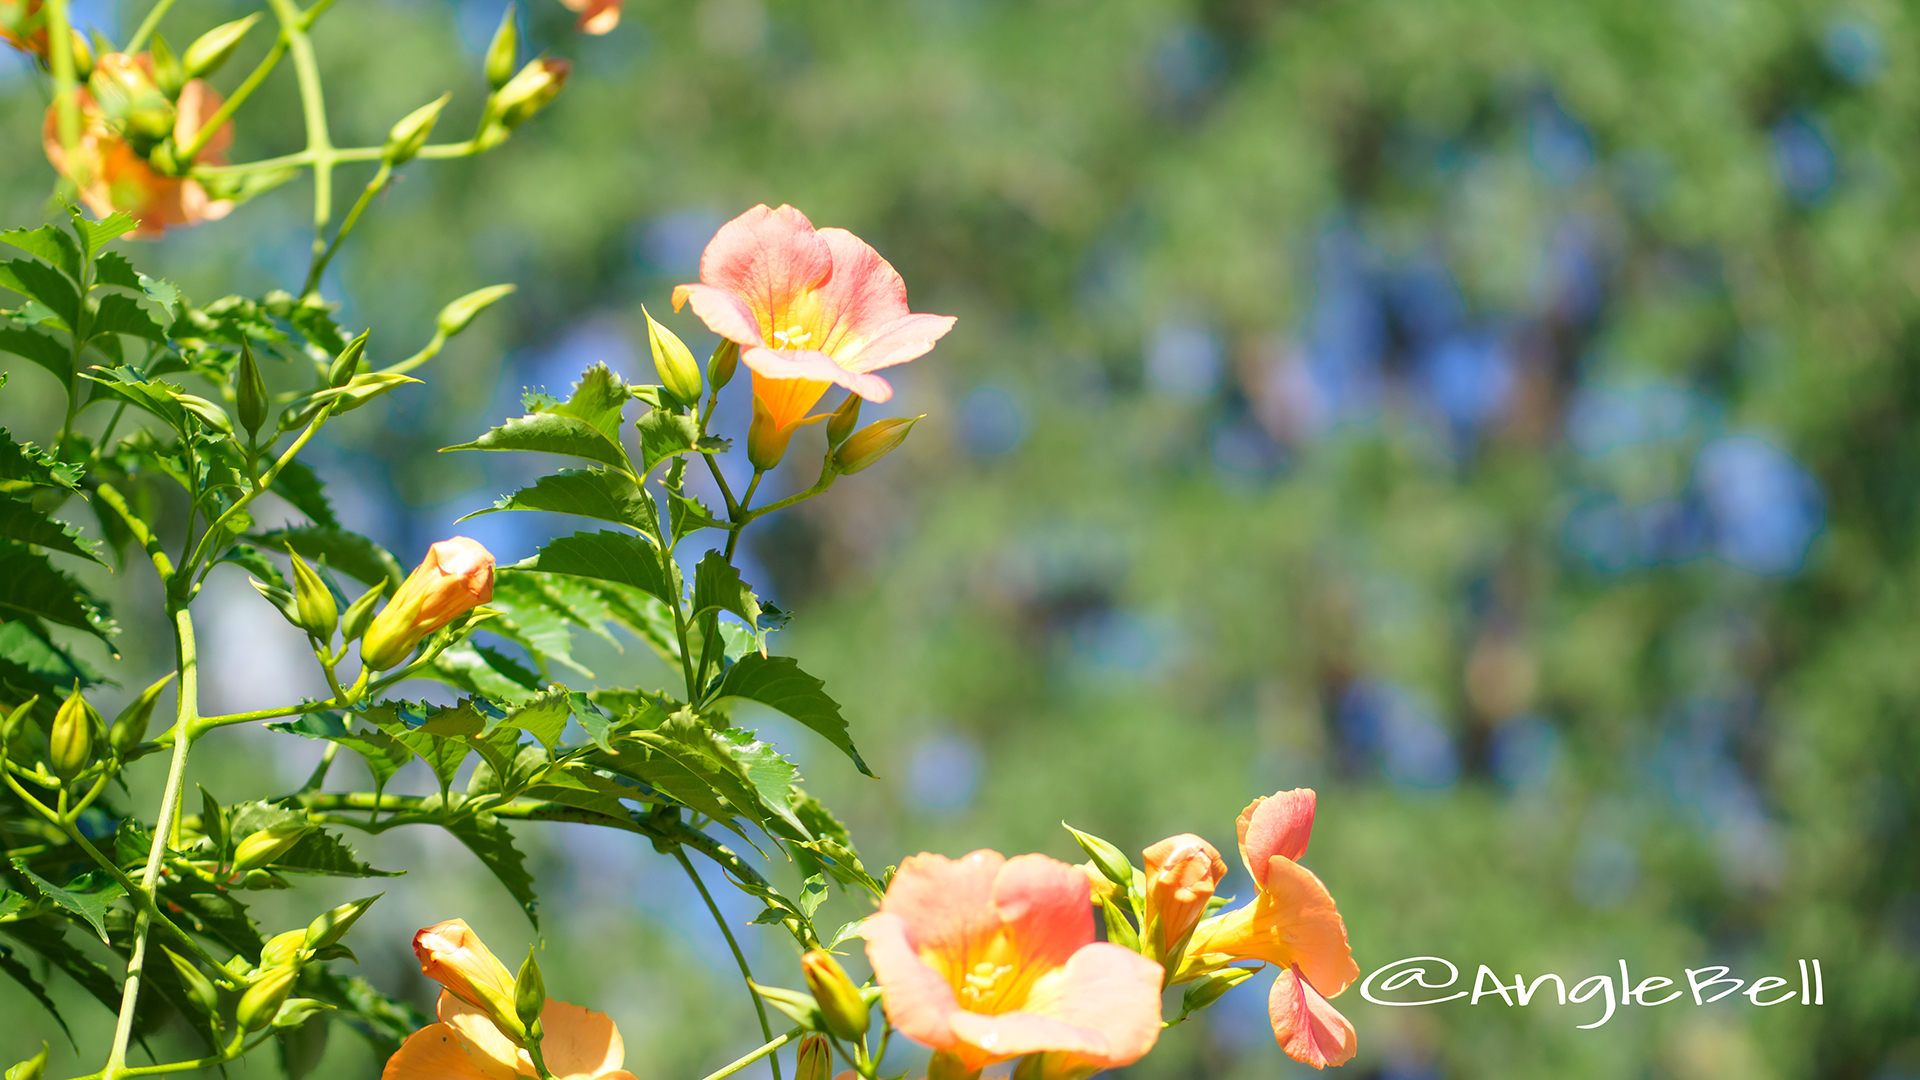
[1182, 789, 1358, 1070]
[865, 850, 1164, 1074]
[360, 537, 494, 670]
[386, 921, 638, 1080]
[672, 204, 955, 439]
[42, 54, 234, 238]
[555, 0, 619, 34]
[1140, 833, 1226, 959]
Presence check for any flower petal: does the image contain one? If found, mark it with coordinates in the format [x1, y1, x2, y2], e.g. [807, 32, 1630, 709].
[992, 853, 1096, 976]
[743, 346, 896, 410]
[1237, 788, 1315, 884]
[381, 1022, 516, 1080]
[532, 1000, 626, 1079]
[1183, 857, 1357, 998]
[673, 283, 768, 349]
[437, 993, 526, 1075]
[864, 911, 965, 1057]
[1141, 834, 1227, 955]
[945, 1010, 1108, 1069]
[1017, 942, 1165, 1069]
[694, 204, 832, 340]
[1268, 966, 1357, 1070]
[840, 313, 958, 375]
[807, 227, 914, 355]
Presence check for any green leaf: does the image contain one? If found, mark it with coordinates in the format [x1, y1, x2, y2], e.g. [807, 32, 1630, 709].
[549, 364, 630, 444]
[249, 526, 404, 594]
[80, 367, 189, 432]
[68, 210, 137, 258]
[0, 940, 77, 1048]
[157, 880, 261, 956]
[515, 530, 674, 607]
[292, 372, 421, 418]
[692, 550, 763, 628]
[270, 460, 339, 528]
[225, 803, 400, 877]
[1, 223, 82, 280]
[466, 738, 550, 803]
[723, 728, 809, 837]
[523, 764, 635, 817]
[0, 430, 80, 493]
[466, 468, 657, 532]
[0, 500, 105, 564]
[670, 490, 726, 540]
[0, 323, 72, 383]
[266, 713, 412, 789]
[429, 642, 542, 703]
[714, 654, 871, 777]
[303, 970, 429, 1062]
[442, 814, 538, 926]
[635, 408, 728, 475]
[482, 687, 570, 750]
[0, 619, 101, 694]
[12, 865, 125, 944]
[445, 412, 630, 470]
[0, 918, 122, 1015]
[214, 543, 288, 590]
[0, 258, 79, 330]
[361, 699, 478, 793]
[633, 713, 777, 836]
[92, 250, 141, 289]
[0, 540, 114, 642]
[90, 293, 167, 343]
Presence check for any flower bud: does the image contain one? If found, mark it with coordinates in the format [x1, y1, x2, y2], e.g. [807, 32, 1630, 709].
[286, 551, 338, 641]
[830, 416, 921, 476]
[49, 684, 96, 781]
[484, 5, 518, 90]
[236, 341, 269, 437]
[238, 965, 297, 1032]
[413, 919, 525, 1044]
[794, 1035, 832, 1080]
[643, 306, 703, 405]
[109, 672, 173, 756]
[3, 1043, 47, 1080]
[436, 285, 515, 339]
[328, 330, 369, 388]
[359, 537, 495, 671]
[149, 33, 184, 98]
[492, 57, 569, 130]
[259, 928, 307, 968]
[3, 699, 38, 767]
[800, 950, 868, 1040]
[384, 93, 449, 166]
[1180, 965, 1255, 1013]
[826, 394, 860, 448]
[514, 945, 545, 1033]
[305, 894, 380, 950]
[1065, 823, 1133, 888]
[747, 395, 796, 473]
[231, 824, 313, 875]
[707, 339, 739, 390]
[162, 946, 218, 1016]
[182, 14, 259, 80]
[340, 584, 381, 643]
[1141, 834, 1226, 961]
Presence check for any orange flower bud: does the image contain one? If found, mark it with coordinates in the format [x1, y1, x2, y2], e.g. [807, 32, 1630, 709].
[1141, 833, 1226, 961]
[412, 919, 524, 1043]
[359, 537, 494, 671]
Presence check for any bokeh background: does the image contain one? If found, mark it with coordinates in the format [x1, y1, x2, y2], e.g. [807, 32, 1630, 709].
[5, 0, 1920, 1077]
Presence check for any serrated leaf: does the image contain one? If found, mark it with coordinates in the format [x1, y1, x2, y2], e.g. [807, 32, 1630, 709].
[549, 364, 629, 444]
[1, 223, 81, 279]
[249, 526, 404, 594]
[482, 687, 570, 749]
[270, 460, 339, 528]
[0, 540, 114, 642]
[226, 803, 399, 877]
[361, 700, 476, 794]
[0, 322, 72, 383]
[13, 865, 124, 944]
[0, 258, 79, 330]
[93, 250, 141, 289]
[634, 714, 776, 836]
[724, 729, 809, 837]
[523, 764, 634, 817]
[69, 210, 137, 257]
[714, 654, 871, 776]
[0, 940, 77, 1048]
[445, 413, 630, 470]
[0, 429, 80, 492]
[635, 408, 727, 475]
[671, 490, 726, 539]
[467, 468, 657, 532]
[466, 739, 549, 803]
[90, 293, 166, 343]
[0, 918, 122, 1015]
[80, 367, 189, 432]
[515, 530, 673, 607]
[0, 500, 105, 564]
[443, 814, 537, 926]
[692, 550, 762, 628]
[266, 713, 412, 788]
[158, 880, 262, 955]
[0, 619, 101, 695]
[303, 969, 428, 1061]
[429, 642, 542, 703]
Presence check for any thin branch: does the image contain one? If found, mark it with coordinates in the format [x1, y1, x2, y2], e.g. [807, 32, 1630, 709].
[675, 849, 783, 1080]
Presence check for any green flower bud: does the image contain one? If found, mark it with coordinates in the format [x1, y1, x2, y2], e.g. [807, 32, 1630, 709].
[286, 551, 339, 641]
[801, 950, 869, 1040]
[231, 825, 313, 875]
[329, 330, 370, 388]
[236, 341, 269, 437]
[644, 306, 703, 405]
[259, 928, 307, 969]
[109, 672, 173, 756]
[199, 784, 228, 854]
[250, 577, 300, 627]
[707, 338, 739, 390]
[492, 57, 570, 130]
[484, 5, 519, 90]
[384, 94, 450, 166]
[183, 14, 260, 80]
[340, 584, 382, 643]
[237, 965, 297, 1032]
[1065, 823, 1134, 888]
[514, 945, 545, 1033]
[1180, 965, 1256, 1013]
[149, 32, 184, 98]
[437, 284, 516, 339]
[305, 895, 380, 950]
[794, 1035, 831, 1080]
[162, 947, 219, 1016]
[830, 416, 922, 475]
[826, 393, 861, 448]
[3, 1043, 47, 1080]
[49, 684, 96, 781]
[3, 699, 38, 767]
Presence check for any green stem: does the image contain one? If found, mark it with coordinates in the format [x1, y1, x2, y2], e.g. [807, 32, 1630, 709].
[55, 226, 93, 461]
[697, 1028, 803, 1080]
[742, 462, 834, 523]
[178, 31, 290, 165]
[71, 1029, 274, 1080]
[123, 0, 179, 54]
[44, 0, 79, 158]
[102, 607, 201, 1080]
[190, 138, 481, 178]
[177, 698, 332, 738]
[302, 160, 390, 298]
[674, 849, 782, 1080]
[187, 402, 334, 578]
[266, 0, 335, 277]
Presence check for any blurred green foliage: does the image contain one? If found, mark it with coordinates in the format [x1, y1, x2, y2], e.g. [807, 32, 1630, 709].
[4, 0, 1920, 1078]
